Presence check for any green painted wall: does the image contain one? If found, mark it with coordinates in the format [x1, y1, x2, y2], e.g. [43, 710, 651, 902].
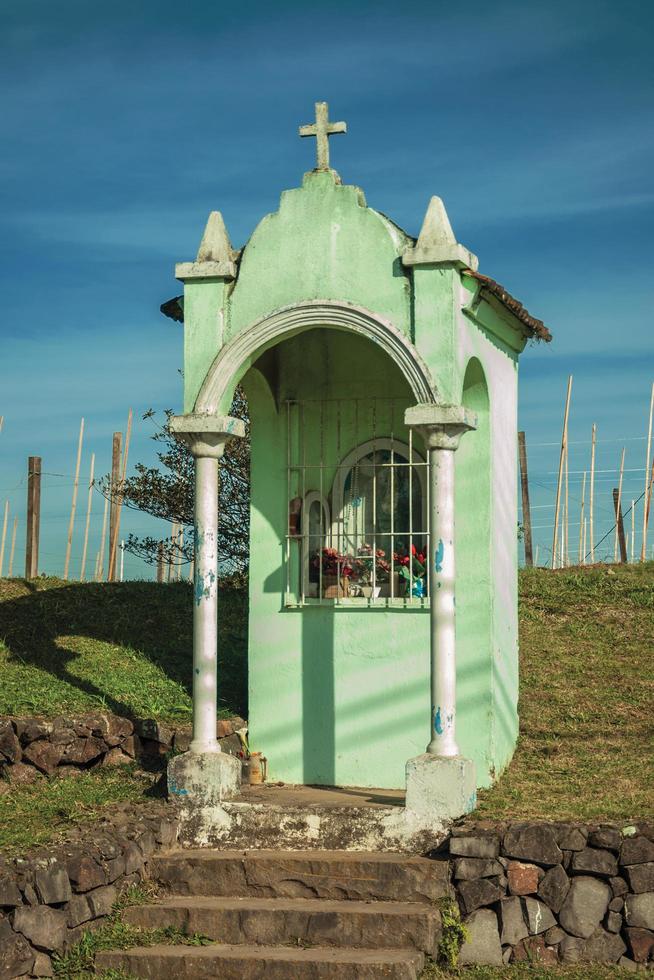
[178, 167, 530, 788]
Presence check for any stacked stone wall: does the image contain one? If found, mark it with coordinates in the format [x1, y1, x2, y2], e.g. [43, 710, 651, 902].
[0, 805, 179, 978]
[449, 821, 654, 968]
[0, 714, 245, 783]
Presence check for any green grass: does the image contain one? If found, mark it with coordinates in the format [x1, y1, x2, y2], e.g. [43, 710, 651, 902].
[53, 884, 212, 979]
[420, 966, 640, 979]
[0, 764, 155, 856]
[0, 577, 246, 721]
[477, 563, 654, 821]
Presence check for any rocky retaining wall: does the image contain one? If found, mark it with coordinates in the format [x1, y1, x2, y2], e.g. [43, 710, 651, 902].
[449, 821, 654, 969]
[0, 804, 179, 979]
[0, 714, 245, 783]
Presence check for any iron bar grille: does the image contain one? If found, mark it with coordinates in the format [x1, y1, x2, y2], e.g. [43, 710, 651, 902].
[284, 398, 429, 606]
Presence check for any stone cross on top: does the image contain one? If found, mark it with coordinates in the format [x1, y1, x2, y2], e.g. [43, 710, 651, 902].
[299, 101, 347, 171]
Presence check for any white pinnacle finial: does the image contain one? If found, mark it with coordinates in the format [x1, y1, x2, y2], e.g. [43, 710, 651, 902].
[415, 197, 457, 248]
[403, 196, 478, 271]
[196, 211, 234, 263]
[299, 102, 347, 170]
[175, 210, 238, 282]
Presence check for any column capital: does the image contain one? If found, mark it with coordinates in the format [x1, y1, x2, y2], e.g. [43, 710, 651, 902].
[169, 413, 245, 459]
[405, 404, 477, 450]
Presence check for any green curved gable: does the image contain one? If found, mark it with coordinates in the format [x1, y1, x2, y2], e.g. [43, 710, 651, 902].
[227, 170, 413, 341]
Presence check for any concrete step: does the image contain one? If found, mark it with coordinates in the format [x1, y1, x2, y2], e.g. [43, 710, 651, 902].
[123, 895, 441, 954]
[96, 943, 426, 979]
[151, 849, 450, 903]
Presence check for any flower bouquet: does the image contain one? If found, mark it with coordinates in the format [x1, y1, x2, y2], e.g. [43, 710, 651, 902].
[353, 543, 391, 598]
[393, 544, 427, 598]
[312, 547, 354, 598]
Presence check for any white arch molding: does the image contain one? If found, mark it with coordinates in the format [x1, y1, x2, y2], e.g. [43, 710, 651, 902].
[195, 300, 438, 414]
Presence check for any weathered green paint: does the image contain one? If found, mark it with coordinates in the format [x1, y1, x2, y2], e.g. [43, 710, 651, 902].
[183, 281, 229, 413]
[177, 165, 533, 788]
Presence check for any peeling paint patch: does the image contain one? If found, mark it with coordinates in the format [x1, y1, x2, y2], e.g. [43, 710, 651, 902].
[435, 539, 444, 573]
[434, 707, 443, 735]
[167, 777, 188, 797]
[194, 569, 215, 606]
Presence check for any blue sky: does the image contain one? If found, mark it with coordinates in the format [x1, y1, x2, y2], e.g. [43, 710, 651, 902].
[1, 0, 653, 576]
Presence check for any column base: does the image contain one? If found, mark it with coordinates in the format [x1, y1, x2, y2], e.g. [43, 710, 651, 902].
[405, 753, 476, 823]
[167, 750, 241, 806]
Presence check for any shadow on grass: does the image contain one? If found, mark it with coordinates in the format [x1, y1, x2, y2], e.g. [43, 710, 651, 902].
[0, 578, 247, 721]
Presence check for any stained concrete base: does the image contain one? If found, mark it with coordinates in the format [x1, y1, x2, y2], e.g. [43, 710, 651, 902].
[170, 775, 473, 853]
[405, 753, 477, 823]
[169, 752, 475, 853]
[168, 750, 241, 806]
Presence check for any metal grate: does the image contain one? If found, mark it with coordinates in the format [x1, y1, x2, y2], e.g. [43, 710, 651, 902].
[284, 398, 429, 606]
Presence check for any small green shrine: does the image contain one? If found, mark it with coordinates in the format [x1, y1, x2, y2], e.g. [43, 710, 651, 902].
[164, 103, 550, 838]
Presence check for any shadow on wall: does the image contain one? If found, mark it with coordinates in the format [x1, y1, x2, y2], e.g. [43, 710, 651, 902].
[0, 579, 248, 720]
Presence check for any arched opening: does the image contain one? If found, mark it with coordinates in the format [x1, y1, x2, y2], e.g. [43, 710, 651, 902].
[236, 325, 431, 788]
[455, 357, 493, 784]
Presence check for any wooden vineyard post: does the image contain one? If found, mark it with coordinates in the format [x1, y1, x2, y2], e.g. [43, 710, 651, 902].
[176, 525, 183, 582]
[80, 453, 95, 581]
[646, 458, 654, 528]
[25, 456, 42, 579]
[613, 488, 628, 563]
[108, 432, 122, 582]
[518, 431, 533, 566]
[8, 517, 17, 577]
[578, 471, 587, 565]
[97, 494, 109, 581]
[64, 418, 85, 580]
[156, 542, 165, 583]
[589, 423, 597, 563]
[552, 375, 573, 569]
[108, 410, 133, 583]
[631, 501, 636, 563]
[564, 438, 569, 567]
[0, 500, 8, 576]
[167, 523, 176, 583]
[642, 382, 654, 561]
[614, 448, 626, 563]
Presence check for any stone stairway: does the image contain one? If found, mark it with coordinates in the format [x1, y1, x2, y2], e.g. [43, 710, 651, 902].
[96, 849, 449, 979]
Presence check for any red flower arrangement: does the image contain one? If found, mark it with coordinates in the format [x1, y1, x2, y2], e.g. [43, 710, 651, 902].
[312, 547, 354, 578]
[354, 543, 391, 583]
[394, 543, 427, 581]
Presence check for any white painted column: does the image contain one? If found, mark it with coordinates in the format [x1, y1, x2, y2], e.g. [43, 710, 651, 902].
[405, 405, 477, 758]
[192, 453, 220, 752]
[169, 414, 245, 755]
[426, 442, 458, 755]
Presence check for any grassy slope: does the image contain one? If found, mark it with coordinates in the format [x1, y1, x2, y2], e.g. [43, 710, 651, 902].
[0, 564, 652, 857]
[0, 577, 246, 721]
[478, 563, 653, 821]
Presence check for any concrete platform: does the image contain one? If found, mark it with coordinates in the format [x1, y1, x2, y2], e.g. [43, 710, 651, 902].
[235, 784, 406, 809]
